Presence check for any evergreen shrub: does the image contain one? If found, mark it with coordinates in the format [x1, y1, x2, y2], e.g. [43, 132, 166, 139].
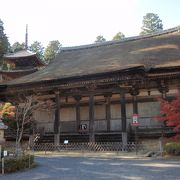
[0, 155, 34, 173]
[164, 142, 180, 156]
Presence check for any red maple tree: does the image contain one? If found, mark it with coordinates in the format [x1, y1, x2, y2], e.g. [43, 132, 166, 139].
[157, 92, 180, 140]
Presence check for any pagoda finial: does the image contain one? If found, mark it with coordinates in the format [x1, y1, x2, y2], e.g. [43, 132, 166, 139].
[25, 24, 28, 49]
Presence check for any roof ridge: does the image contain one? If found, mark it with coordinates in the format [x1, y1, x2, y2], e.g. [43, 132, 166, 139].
[61, 26, 180, 51]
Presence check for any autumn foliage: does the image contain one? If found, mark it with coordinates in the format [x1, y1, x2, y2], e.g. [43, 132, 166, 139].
[157, 92, 180, 139]
[0, 102, 16, 119]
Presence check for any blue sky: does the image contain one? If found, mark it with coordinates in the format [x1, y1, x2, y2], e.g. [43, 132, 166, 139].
[0, 0, 180, 47]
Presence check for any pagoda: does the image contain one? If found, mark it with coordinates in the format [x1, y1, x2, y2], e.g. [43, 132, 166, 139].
[1, 50, 45, 81]
[0, 25, 45, 82]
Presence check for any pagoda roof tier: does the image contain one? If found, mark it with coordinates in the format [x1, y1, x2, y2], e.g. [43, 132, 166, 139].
[0, 67, 38, 74]
[0, 68, 38, 81]
[4, 50, 45, 67]
[3, 26, 180, 87]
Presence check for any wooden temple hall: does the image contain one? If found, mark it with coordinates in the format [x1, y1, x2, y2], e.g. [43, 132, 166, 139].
[0, 27, 180, 146]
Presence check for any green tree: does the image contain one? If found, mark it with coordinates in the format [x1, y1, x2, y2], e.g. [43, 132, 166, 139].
[0, 19, 10, 63]
[140, 13, 163, 35]
[29, 41, 44, 60]
[94, 35, 106, 43]
[11, 42, 25, 52]
[44, 40, 61, 63]
[112, 32, 125, 41]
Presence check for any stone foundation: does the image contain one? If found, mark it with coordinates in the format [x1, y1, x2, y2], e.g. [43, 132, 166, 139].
[140, 138, 161, 152]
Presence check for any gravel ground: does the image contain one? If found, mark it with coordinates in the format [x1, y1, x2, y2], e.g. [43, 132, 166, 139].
[0, 155, 179, 180]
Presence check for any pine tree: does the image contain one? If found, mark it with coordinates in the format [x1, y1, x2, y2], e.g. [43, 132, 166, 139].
[140, 13, 163, 35]
[94, 35, 106, 43]
[29, 41, 44, 60]
[44, 40, 61, 63]
[0, 19, 10, 63]
[112, 32, 125, 41]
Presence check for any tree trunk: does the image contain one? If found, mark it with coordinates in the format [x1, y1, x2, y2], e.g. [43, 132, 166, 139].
[15, 124, 23, 156]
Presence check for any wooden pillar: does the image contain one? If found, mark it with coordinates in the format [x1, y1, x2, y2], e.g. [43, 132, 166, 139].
[130, 87, 139, 114]
[54, 91, 60, 146]
[133, 95, 138, 114]
[74, 96, 81, 132]
[105, 94, 111, 132]
[160, 89, 169, 99]
[89, 94, 95, 142]
[131, 90, 139, 153]
[158, 80, 169, 99]
[120, 90, 127, 150]
[120, 91, 127, 132]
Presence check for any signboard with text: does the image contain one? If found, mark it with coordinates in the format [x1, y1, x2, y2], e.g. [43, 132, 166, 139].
[131, 114, 140, 126]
